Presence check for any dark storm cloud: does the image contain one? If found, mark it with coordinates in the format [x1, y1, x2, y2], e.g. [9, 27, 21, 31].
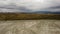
[0, 5, 32, 13]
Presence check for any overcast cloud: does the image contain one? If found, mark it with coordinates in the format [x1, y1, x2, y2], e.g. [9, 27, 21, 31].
[0, 0, 60, 13]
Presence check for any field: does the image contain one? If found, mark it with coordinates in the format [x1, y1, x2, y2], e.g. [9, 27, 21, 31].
[0, 13, 60, 34]
[0, 13, 60, 20]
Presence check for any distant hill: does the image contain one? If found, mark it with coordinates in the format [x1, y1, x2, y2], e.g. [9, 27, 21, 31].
[19, 11, 60, 14]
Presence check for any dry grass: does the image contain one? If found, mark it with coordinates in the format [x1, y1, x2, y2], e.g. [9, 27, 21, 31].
[0, 13, 60, 20]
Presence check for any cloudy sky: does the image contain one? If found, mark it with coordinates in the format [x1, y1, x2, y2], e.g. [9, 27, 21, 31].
[0, 0, 60, 13]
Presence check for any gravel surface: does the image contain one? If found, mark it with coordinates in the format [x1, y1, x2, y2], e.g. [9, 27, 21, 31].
[0, 20, 60, 34]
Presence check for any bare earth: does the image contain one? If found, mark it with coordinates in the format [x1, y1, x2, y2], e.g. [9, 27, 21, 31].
[0, 20, 60, 34]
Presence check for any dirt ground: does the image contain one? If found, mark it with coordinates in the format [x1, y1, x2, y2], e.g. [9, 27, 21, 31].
[0, 20, 60, 34]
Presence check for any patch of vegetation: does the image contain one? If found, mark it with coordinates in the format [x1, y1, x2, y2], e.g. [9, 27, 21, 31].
[0, 13, 60, 20]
